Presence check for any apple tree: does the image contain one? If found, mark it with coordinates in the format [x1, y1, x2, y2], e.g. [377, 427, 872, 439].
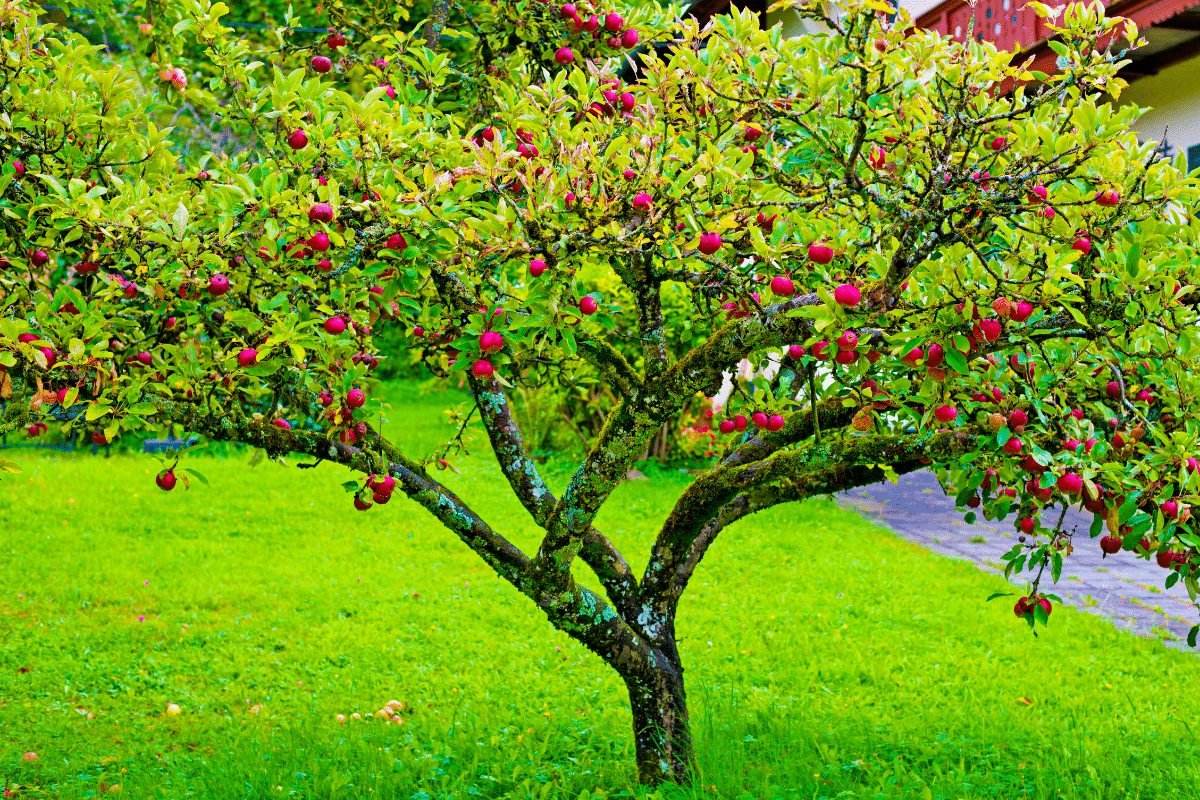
[2, 0, 1200, 785]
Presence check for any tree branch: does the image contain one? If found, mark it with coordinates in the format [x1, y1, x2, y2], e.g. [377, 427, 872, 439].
[422, 0, 452, 50]
[656, 429, 987, 614]
[640, 398, 860, 600]
[630, 250, 669, 379]
[470, 374, 642, 621]
[576, 331, 641, 394]
[524, 294, 823, 593]
[152, 393, 661, 679]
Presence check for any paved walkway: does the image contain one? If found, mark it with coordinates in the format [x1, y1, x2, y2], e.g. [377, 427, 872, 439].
[836, 471, 1197, 652]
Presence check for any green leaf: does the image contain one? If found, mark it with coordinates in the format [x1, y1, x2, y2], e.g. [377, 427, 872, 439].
[85, 403, 111, 421]
[1125, 241, 1142, 278]
[1189, 625, 1199, 648]
[36, 173, 68, 198]
[247, 448, 265, 468]
[1051, 552, 1062, 583]
[245, 362, 281, 376]
[342, 480, 360, 493]
[173, 202, 189, 239]
[128, 402, 158, 415]
[985, 592, 1013, 602]
[1089, 514, 1103, 538]
[944, 346, 968, 375]
[182, 468, 209, 487]
[1118, 493, 1140, 524]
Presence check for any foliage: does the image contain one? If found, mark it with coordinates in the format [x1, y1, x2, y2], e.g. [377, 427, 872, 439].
[3, 0, 1200, 785]
[2, 388, 1199, 799]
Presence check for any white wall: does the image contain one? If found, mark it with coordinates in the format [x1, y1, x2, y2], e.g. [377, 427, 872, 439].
[898, 0, 944, 19]
[768, 0, 944, 39]
[766, 3, 835, 37]
[1120, 56, 1200, 166]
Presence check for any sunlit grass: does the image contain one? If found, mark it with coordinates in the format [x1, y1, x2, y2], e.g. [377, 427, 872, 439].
[3, 382, 1199, 799]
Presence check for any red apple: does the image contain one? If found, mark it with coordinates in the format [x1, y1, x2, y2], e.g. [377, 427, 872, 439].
[808, 242, 834, 264]
[698, 232, 723, 255]
[770, 276, 794, 297]
[933, 405, 958, 423]
[833, 283, 860, 306]
[308, 203, 334, 223]
[1056, 472, 1083, 494]
[1010, 300, 1034, 323]
[479, 331, 504, 354]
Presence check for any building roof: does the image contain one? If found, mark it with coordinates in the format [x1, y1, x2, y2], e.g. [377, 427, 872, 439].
[673, 0, 1200, 82]
[913, 0, 1200, 80]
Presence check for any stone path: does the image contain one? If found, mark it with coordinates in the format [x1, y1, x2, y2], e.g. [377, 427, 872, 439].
[836, 471, 1198, 652]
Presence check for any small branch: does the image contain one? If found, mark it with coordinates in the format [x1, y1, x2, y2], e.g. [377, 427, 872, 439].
[422, 0, 452, 50]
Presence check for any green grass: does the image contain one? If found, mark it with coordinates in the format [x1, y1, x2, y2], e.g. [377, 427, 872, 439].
[3, 382, 1200, 799]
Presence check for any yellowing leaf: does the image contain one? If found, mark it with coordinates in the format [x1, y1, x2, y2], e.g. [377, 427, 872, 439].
[86, 403, 111, 421]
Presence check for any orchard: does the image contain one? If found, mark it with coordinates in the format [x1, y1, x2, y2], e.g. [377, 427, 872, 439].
[2, 0, 1200, 787]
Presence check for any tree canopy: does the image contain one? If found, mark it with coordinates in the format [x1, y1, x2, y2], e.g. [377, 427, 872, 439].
[2, 0, 1199, 784]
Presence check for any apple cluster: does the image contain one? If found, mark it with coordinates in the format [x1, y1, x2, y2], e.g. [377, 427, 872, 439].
[552, 3, 638, 66]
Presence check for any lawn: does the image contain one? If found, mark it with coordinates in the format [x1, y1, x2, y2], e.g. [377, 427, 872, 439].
[2, 382, 1199, 800]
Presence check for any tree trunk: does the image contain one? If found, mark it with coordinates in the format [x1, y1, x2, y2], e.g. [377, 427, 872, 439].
[625, 650, 694, 785]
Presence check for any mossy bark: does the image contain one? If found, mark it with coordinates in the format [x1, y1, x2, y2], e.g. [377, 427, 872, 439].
[624, 646, 693, 786]
[471, 374, 642, 621]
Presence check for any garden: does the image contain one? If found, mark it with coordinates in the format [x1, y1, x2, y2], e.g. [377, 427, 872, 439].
[4, 0, 1200, 795]
[4, 382, 1200, 799]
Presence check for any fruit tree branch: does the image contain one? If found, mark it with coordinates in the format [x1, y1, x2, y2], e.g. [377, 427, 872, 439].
[422, 0, 452, 50]
[151, 394, 530, 581]
[150, 393, 662, 675]
[524, 293, 823, 591]
[469, 373, 642, 620]
[662, 429, 984, 611]
[640, 397, 860, 600]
